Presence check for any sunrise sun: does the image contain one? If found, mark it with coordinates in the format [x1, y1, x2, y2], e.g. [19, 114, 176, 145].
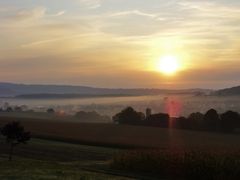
[156, 55, 180, 75]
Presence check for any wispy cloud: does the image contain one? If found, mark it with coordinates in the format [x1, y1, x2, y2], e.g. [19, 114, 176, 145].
[77, 0, 101, 9]
[109, 10, 157, 18]
[20, 33, 100, 48]
[52, 10, 65, 17]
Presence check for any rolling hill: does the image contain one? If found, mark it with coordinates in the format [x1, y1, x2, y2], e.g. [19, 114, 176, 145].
[0, 82, 209, 98]
[213, 86, 240, 96]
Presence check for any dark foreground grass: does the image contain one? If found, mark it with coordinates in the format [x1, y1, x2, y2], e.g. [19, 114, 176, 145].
[0, 138, 133, 180]
[110, 149, 240, 180]
[0, 156, 133, 180]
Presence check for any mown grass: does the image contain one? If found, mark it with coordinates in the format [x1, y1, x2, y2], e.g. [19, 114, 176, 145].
[110, 149, 240, 180]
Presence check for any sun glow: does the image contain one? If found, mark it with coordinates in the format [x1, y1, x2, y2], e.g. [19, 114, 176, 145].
[156, 55, 181, 75]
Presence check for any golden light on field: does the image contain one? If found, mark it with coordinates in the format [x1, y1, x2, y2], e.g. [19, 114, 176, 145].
[156, 55, 180, 75]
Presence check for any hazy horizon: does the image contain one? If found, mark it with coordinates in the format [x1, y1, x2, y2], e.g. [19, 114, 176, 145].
[1, 0, 240, 89]
[0, 81, 230, 90]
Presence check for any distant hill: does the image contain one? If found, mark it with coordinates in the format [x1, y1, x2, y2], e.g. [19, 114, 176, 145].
[15, 94, 136, 99]
[0, 82, 210, 98]
[213, 86, 240, 96]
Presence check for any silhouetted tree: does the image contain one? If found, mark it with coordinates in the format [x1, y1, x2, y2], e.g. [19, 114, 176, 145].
[176, 116, 190, 129]
[1, 122, 31, 161]
[203, 109, 220, 131]
[14, 106, 22, 112]
[146, 113, 170, 128]
[6, 107, 13, 112]
[188, 112, 204, 130]
[220, 111, 239, 133]
[113, 107, 144, 125]
[47, 108, 55, 113]
[138, 112, 146, 122]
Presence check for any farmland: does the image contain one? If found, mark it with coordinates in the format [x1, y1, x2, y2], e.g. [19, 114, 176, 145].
[1, 116, 240, 150]
[1, 116, 240, 179]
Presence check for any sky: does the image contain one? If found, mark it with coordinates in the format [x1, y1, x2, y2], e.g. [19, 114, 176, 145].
[0, 0, 240, 89]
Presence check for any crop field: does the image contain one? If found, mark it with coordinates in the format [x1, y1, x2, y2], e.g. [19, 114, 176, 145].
[111, 149, 240, 179]
[1, 116, 240, 151]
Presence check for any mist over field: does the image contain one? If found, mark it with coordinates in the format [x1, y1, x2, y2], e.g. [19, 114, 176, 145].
[1, 95, 240, 119]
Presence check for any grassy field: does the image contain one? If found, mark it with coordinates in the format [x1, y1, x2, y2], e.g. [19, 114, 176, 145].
[0, 138, 134, 180]
[0, 138, 119, 162]
[0, 157, 133, 180]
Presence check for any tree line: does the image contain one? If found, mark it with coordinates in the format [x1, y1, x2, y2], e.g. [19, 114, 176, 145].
[113, 107, 240, 133]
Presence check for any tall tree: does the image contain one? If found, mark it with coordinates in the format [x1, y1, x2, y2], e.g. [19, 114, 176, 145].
[220, 111, 239, 133]
[204, 109, 220, 131]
